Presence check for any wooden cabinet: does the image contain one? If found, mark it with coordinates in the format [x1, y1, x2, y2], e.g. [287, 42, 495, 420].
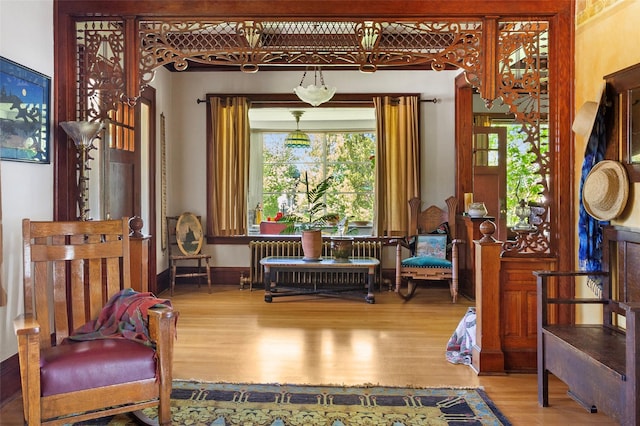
[472, 227, 558, 374]
[500, 256, 557, 372]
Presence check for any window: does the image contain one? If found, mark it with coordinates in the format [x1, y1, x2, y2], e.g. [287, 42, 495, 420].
[248, 129, 376, 235]
[497, 121, 548, 227]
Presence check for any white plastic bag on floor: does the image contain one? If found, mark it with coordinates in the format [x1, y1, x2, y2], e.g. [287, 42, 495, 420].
[445, 307, 476, 365]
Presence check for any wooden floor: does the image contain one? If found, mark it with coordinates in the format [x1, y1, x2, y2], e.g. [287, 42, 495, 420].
[1, 283, 618, 425]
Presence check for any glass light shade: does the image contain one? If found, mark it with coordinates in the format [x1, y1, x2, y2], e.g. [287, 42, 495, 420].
[284, 129, 311, 148]
[284, 110, 311, 148]
[294, 84, 336, 107]
[60, 121, 103, 148]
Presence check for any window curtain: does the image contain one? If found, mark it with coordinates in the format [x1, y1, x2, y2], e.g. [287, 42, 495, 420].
[206, 96, 250, 236]
[373, 95, 420, 236]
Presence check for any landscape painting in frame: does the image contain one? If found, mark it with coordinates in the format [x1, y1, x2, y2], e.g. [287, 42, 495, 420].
[0, 57, 51, 163]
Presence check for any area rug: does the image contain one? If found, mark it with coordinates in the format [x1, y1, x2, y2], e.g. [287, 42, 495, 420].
[76, 380, 511, 425]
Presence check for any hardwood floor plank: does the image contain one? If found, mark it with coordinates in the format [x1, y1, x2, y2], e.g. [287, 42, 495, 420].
[0, 283, 618, 425]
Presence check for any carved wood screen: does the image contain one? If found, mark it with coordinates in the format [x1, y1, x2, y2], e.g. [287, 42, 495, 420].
[69, 16, 553, 255]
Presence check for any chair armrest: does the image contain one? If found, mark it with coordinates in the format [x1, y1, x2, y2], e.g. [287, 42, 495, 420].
[147, 306, 178, 402]
[620, 302, 640, 312]
[14, 314, 40, 336]
[390, 237, 410, 250]
[147, 306, 177, 343]
[535, 270, 608, 303]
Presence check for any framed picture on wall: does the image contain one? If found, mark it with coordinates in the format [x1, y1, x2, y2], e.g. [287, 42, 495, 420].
[0, 56, 51, 163]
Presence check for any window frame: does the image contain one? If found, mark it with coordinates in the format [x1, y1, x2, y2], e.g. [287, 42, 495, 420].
[206, 92, 418, 244]
[250, 129, 377, 235]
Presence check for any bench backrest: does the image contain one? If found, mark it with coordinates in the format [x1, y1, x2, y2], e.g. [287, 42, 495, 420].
[602, 226, 640, 329]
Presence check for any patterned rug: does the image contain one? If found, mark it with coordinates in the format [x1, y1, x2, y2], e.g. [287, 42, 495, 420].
[76, 380, 511, 425]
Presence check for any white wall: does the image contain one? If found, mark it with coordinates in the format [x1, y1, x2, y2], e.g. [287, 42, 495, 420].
[150, 66, 174, 278]
[0, 0, 54, 361]
[170, 69, 460, 267]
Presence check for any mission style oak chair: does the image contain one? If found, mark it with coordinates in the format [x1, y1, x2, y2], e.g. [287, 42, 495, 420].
[395, 196, 462, 303]
[14, 218, 177, 425]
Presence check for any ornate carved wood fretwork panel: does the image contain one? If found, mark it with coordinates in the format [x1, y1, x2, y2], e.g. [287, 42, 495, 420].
[497, 21, 551, 255]
[138, 19, 483, 78]
[71, 15, 552, 255]
[76, 20, 128, 121]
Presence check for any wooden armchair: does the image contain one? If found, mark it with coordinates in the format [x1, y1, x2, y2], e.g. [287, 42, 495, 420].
[395, 196, 462, 303]
[14, 218, 177, 425]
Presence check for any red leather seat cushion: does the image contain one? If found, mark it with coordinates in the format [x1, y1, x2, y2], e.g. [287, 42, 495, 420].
[40, 339, 156, 396]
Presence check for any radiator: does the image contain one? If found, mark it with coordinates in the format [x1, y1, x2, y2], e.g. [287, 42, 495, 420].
[248, 240, 382, 291]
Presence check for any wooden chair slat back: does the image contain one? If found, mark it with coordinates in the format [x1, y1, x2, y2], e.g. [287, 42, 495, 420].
[69, 257, 86, 336]
[409, 196, 457, 238]
[53, 257, 70, 343]
[22, 218, 131, 347]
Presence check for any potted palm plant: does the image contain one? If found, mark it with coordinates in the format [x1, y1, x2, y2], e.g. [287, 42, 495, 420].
[278, 173, 336, 260]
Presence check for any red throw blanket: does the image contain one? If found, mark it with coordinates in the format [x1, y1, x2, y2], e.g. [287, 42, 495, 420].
[68, 288, 172, 347]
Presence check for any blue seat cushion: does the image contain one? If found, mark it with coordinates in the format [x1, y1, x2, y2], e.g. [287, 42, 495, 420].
[40, 338, 157, 396]
[401, 256, 452, 268]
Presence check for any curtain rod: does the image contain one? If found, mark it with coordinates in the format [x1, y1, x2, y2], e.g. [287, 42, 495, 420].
[196, 97, 439, 104]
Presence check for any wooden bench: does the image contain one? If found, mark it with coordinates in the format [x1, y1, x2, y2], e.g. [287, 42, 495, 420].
[534, 226, 640, 425]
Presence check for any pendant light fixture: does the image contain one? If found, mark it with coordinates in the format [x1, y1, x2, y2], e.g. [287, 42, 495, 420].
[294, 66, 336, 107]
[284, 110, 311, 148]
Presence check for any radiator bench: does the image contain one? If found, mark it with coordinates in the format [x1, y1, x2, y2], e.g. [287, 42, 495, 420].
[247, 240, 383, 291]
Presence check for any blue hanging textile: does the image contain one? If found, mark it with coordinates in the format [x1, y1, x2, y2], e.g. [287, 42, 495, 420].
[577, 102, 608, 296]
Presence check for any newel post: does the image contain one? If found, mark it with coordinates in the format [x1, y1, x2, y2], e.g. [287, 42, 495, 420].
[471, 220, 505, 374]
[128, 216, 150, 293]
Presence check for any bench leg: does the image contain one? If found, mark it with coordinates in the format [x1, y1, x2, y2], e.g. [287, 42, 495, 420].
[537, 332, 549, 407]
[538, 367, 549, 407]
[567, 390, 597, 413]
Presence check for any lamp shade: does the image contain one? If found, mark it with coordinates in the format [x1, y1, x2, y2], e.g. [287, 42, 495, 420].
[284, 111, 311, 148]
[294, 84, 336, 107]
[294, 66, 336, 107]
[60, 121, 103, 148]
[285, 129, 311, 148]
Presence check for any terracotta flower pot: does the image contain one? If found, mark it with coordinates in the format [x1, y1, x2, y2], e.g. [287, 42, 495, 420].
[301, 229, 323, 260]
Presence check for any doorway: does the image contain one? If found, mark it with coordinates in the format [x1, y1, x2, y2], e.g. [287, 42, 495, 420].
[136, 87, 157, 293]
[472, 125, 507, 241]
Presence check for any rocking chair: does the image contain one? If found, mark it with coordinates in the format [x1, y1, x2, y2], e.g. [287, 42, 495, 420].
[395, 196, 462, 302]
[14, 218, 177, 425]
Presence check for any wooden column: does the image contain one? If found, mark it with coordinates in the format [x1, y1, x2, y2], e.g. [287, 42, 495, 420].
[458, 214, 495, 299]
[471, 220, 505, 375]
[129, 217, 150, 293]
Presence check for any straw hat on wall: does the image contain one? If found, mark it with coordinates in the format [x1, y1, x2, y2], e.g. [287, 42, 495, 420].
[582, 160, 629, 221]
[572, 82, 606, 137]
[572, 101, 599, 137]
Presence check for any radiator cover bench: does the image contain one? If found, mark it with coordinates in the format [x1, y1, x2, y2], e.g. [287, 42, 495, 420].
[248, 240, 382, 291]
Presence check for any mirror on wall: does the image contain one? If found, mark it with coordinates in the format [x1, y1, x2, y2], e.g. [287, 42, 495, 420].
[631, 87, 640, 164]
[606, 62, 640, 182]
